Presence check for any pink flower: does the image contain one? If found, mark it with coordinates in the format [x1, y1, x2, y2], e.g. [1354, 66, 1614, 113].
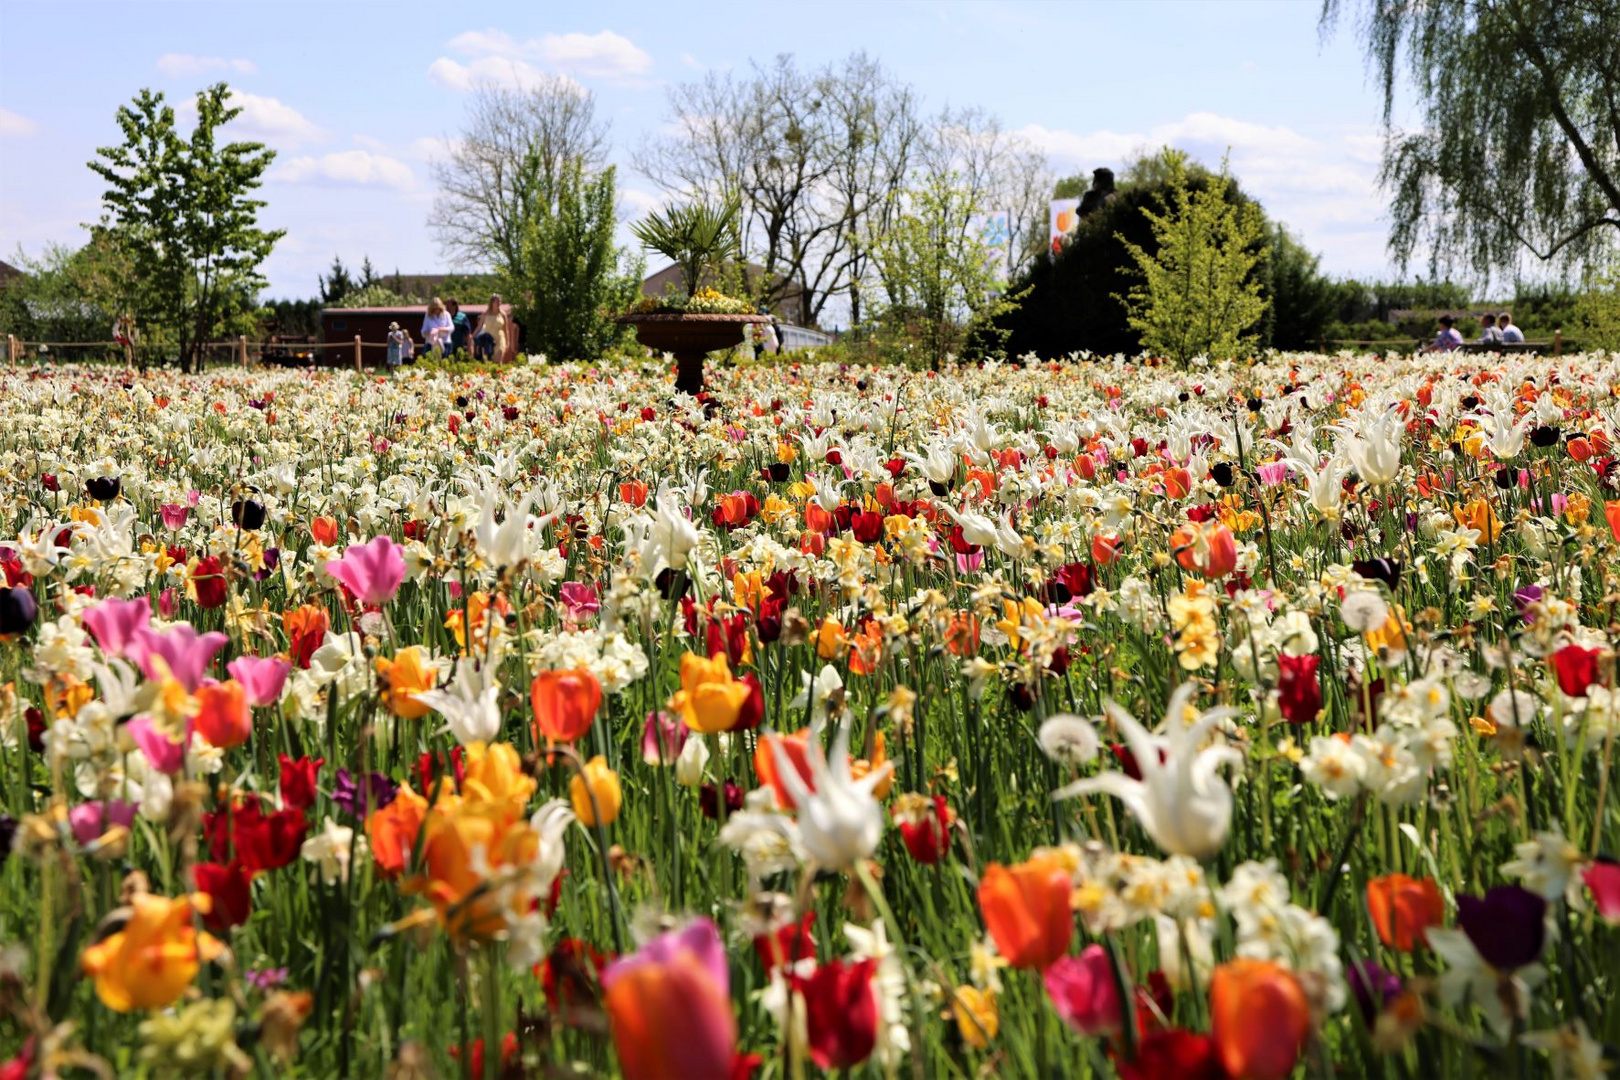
[641, 710, 688, 765]
[128, 623, 228, 692]
[1044, 944, 1122, 1036]
[1585, 861, 1620, 925]
[159, 504, 189, 530]
[127, 715, 188, 775]
[186, 489, 201, 508]
[81, 596, 151, 658]
[955, 550, 984, 574]
[227, 655, 292, 707]
[559, 582, 601, 624]
[158, 587, 178, 619]
[326, 535, 406, 606]
[69, 800, 137, 845]
[1257, 462, 1292, 487]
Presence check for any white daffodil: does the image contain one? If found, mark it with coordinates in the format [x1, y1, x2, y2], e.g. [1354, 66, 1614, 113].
[1053, 683, 1242, 859]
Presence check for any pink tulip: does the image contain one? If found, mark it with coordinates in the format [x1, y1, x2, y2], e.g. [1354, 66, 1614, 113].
[1585, 861, 1620, 925]
[601, 918, 736, 1080]
[186, 489, 201, 507]
[69, 800, 137, 844]
[559, 582, 601, 624]
[955, 551, 984, 574]
[159, 504, 189, 530]
[1044, 945, 1122, 1036]
[158, 587, 178, 620]
[128, 623, 228, 692]
[82, 596, 151, 658]
[1257, 462, 1292, 487]
[127, 715, 188, 774]
[227, 655, 292, 707]
[326, 535, 406, 606]
[641, 710, 688, 765]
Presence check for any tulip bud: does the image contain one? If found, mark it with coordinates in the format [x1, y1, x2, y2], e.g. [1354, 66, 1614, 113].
[570, 756, 621, 827]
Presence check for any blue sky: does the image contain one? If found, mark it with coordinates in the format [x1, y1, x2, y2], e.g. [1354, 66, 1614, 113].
[0, 0, 1408, 300]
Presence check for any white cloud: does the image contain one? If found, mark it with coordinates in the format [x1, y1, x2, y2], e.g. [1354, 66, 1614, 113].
[618, 187, 661, 220]
[1017, 110, 1390, 271]
[157, 53, 257, 78]
[177, 89, 326, 148]
[409, 135, 458, 163]
[427, 56, 587, 95]
[0, 107, 37, 137]
[275, 150, 415, 191]
[444, 28, 652, 80]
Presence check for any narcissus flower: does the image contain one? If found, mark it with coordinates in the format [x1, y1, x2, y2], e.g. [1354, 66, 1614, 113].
[669, 652, 752, 735]
[1209, 958, 1309, 1080]
[602, 919, 738, 1080]
[978, 854, 1073, 970]
[531, 667, 603, 743]
[571, 755, 622, 827]
[1366, 874, 1445, 952]
[951, 984, 999, 1049]
[80, 892, 226, 1011]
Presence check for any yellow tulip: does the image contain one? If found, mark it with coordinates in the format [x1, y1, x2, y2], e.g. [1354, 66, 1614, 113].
[670, 652, 752, 735]
[952, 985, 1000, 1049]
[80, 892, 225, 1012]
[571, 755, 622, 827]
[375, 646, 436, 719]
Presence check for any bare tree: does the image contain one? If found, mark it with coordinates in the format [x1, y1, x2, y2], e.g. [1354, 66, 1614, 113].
[924, 106, 1052, 279]
[430, 79, 609, 271]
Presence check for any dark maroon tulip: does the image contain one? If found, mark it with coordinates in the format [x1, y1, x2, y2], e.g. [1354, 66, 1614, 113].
[1457, 886, 1546, 970]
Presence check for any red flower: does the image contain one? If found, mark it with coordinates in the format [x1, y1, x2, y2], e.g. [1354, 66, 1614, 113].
[894, 794, 953, 864]
[752, 912, 816, 971]
[1584, 859, 1620, 925]
[1277, 653, 1322, 724]
[735, 672, 764, 731]
[204, 800, 307, 874]
[278, 754, 325, 811]
[1116, 1028, 1224, 1080]
[539, 936, 611, 1012]
[705, 613, 750, 668]
[193, 860, 252, 930]
[417, 746, 467, 797]
[191, 555, 228, 609]
[851, 510, 884, 544]
[1551, 644, 1602, 698]
[790, 959, 879, 1070]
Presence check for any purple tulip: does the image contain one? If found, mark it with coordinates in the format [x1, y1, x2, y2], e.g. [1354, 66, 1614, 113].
[1348, 960, 1402, 1023]
[1457, 885, 1546, 970]
[332, 769, 398, 819]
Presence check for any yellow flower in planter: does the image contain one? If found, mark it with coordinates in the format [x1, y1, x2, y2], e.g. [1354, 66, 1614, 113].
[80, 892, 225, 1012]
[571, 755, 622, 827]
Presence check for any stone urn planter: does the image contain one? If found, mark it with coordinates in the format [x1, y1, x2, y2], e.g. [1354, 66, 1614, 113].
[618, 312, 768, 394]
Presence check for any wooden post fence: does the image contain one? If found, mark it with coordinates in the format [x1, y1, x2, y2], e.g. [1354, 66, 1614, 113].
[238, 335, 248, 368]
[353, 335, 362, 372]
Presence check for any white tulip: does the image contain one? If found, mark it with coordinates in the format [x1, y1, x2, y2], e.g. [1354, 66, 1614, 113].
[770, 716, 891, 871]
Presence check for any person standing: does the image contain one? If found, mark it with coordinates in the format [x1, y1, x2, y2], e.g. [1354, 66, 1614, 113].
[1499, 312, 1525, 343]
[386, 322, 409, 371]
[473, 295, 507, 362]
[1477, 312, 1503, 345]
[446, 298, 471, 357]
[422, 297, 452, 356]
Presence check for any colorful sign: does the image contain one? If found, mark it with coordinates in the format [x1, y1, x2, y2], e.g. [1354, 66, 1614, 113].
[1049, 198, 1080, 253]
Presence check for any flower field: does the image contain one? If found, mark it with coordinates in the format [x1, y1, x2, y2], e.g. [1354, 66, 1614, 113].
[2, 352, 1619, 1079]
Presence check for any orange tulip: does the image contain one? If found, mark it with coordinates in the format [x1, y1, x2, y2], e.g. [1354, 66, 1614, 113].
[1210, 959, 1309, 1080]
[80, 891, 225, 1011]
[1171, 521, 1238, 579]
[1163, 467, 1193, 499]
[755, 730, 814, 809]
[193, 679, 251, 749]
[310, 515, 339, 546]
[805, 501, 835, 534]
[1091, 533, 1121, 566]
[1366, 874, 1444, 952]
[1454, 498, 1502, 542]
[1567, 436, 1593, 463]
[620, 480, 649, 507]
[375, 647, 437, 720]
[367, 783, 428, 876]
[1606, 500, 1620, 544]
[944, 611, 981, 657]
[531, 667, 604, 744]
[978, 855, 1073, 970]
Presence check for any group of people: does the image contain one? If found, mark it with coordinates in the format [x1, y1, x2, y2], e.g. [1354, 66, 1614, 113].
[1427, 310, 1526, 352]
[386, 295, 510, 369]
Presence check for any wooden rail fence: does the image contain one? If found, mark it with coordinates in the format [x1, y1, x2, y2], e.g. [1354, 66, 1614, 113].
[5, 334, 382, 371]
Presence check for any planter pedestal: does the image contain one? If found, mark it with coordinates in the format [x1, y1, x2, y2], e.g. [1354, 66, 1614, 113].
[618, 312, 768, 394]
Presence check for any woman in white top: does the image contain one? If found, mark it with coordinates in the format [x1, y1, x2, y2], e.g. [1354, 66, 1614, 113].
[473, 295, 508, 362]
[421, 297, 452, 356]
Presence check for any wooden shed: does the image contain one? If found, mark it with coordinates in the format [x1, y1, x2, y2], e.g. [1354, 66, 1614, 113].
[320, 304, 519, 365]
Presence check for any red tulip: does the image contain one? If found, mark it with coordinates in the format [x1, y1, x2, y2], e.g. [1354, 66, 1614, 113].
[278, 754, 324, 811]
[893, 794, 953, 864]
[1584, 859, 1620, 924]
[193, 861, 252, 930]
[1210, 959, 1309, 1080]
[190, 555, 228, 609]
[790, 958, 879, 1070]
[1277, 653, 1322, 725]
[1551, 644, 1603, 698]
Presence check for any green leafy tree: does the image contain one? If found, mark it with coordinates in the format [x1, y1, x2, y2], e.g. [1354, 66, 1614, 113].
[89, 83, 282, 371]
[0, 237, 142, 352]
[337, 284, 414, 309]
[870, 173, 1022, 370]
[506, 159, 641, 362]
[318, 256, 355, 304]
[1267, 223, 1339, 350]
[1323, 0, 1620, 279]
[1119, 151, 1269, 366]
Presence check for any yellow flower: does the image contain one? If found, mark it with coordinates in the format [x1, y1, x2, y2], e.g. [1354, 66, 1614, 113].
[571, 755, 622, 827]
[761, 494, 795, 525]
[814, 618, 849, 660]
[994, 597, 1045, 652]
[80, 892, 225, 1012]
[1364, 606, 1411, 657]
[375, 646, 436, 719]
[669, 651, 752, 735]
[1454, 498, 1502, 542]
[952, 985, 1000, 1049]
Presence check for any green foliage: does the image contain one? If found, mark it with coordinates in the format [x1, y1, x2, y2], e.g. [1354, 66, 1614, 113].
[869, 173, 1023, 369]
[505, 160, 641, 362]
[318, 256, 356, 305]
[1323, 0, 1620, 279]
[0, 237, 139, 351]
[1576, 260, 1620, 351]
[335, 284, 414, 309]
[87, 82, 282, 371]
[1267, 223, 1340, 349]
[259, 298, 322, 338]
[630, 196, 742, 299]
[1119, 151, 1270, 366]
